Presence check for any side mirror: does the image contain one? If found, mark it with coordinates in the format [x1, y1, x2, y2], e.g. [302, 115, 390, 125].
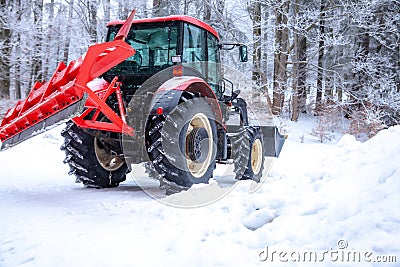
[239, 45, 248, 62]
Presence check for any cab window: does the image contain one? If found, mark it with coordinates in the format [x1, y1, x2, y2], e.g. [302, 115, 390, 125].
[207, 33, 220, 93]
[182, 23, 207, 75]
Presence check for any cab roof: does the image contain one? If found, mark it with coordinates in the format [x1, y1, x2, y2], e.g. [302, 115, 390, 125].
[107, 15, 220, 40]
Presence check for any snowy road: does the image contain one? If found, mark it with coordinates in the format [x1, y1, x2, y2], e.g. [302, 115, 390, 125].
[0, 121, 399, 266]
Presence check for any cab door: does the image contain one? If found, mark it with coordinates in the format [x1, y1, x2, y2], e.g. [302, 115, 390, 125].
[206, 33, 221, 96]
[182, 23, 221, 96]
[182, 23, 207, 76]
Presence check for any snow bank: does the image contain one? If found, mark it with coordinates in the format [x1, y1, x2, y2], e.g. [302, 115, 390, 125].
[250, 125, 400, 265]
[0, 123, 399, 266]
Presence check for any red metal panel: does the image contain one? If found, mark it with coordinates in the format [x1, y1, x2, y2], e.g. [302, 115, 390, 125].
[71, 76, 134, 136]
[156, 76, 223, 127]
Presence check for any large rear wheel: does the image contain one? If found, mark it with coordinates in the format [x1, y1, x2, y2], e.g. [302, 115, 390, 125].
[145, 95, 218, 188]
[61, 122, 128, 188]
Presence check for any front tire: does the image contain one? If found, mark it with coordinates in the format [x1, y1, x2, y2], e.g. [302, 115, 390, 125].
[145, 96, 218, 188]
[61, 122, 128, 188]
[232, 126, 265, 182]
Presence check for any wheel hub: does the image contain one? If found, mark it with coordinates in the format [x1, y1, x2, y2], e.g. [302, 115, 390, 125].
[186, 127, 209, 163]
[94, 138, 125, 172]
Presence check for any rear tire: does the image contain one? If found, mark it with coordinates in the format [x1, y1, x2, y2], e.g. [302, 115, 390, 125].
[232, 126, 265, 182]
[61, 122, 128, 188]
[145, 96, 218, 188]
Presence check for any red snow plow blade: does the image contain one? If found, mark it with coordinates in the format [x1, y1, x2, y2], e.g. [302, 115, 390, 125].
[0, 11, 136, 150]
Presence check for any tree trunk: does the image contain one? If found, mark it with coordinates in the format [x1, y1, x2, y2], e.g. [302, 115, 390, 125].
[272, 0, 289, 115]
[250, 0, 262, 93]
[183, 0, 189, 15]
[30, 0, 43, 92]
[298, 36, 307, 113]
[324, 19, 334, 106]
[0, 0, 11, 97]
[103, 0, 110, 22]
[291, 32, 299, 121]
[123, 1, 130, 19]
[63, 0, 74, 63]
[216, 0, 225, 18]
[42, 0, 54, 80]
[336, 36, 344, 104]
[12, 0, 22, 99]
[291, 0, 307, 121]
[117, 0, 129, 19]
[397, 39, 400, 93]
[153, 0, 166, 17]
[203, 0, 211, 22]
[353, 32, 370, 95]
[87, 0, 97, 43]
[315, 0, 325, 115]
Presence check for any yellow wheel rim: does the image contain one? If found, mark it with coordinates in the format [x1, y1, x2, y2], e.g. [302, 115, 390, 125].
[185, 113, 213, 178]
[251, 138, 263, 174]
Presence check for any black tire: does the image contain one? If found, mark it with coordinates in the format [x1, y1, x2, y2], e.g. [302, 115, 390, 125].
[61, 122, 128, 188]
[143, 161, 160, 179]
[145, 96, 218, 188]
[232, 126, 265, 182]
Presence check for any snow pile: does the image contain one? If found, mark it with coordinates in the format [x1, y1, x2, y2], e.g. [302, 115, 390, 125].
[0, 122, 399, 266]
[252, 126, 400, 262]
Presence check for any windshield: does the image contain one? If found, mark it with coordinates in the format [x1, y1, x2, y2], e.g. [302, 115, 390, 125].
[107, 22, 179, 74]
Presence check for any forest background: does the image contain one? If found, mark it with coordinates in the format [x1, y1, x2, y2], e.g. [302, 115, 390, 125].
[0, 0, 398, 138]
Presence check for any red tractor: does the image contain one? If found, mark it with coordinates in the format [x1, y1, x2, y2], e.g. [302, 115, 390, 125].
[0, 11, 285, 194]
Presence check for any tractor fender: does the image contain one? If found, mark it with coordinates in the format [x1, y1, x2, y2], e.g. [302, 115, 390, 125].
[149, 76, 223, 125]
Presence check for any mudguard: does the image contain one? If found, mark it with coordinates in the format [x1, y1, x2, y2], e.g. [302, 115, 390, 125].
[149, 76, 223, 124]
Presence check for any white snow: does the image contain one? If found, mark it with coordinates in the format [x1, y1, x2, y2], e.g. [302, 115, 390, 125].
[0, 117, 399, 266]
[86, 77, 109, 91]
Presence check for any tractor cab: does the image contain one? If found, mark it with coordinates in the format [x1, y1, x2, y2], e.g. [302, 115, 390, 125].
[104, 16, 223, 95]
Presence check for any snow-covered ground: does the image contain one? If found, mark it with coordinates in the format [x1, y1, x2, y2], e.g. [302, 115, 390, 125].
[0, 116, 399, 266]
